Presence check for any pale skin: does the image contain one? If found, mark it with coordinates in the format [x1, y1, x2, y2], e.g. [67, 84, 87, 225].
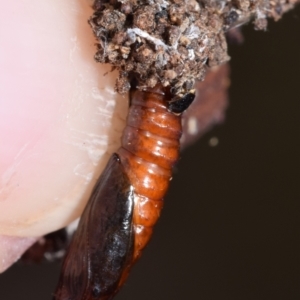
[0, 0, 229, 273]
[0, 0, 129, 271]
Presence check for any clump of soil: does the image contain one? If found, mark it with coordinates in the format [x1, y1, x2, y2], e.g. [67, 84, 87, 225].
[89, 0, 298, 99]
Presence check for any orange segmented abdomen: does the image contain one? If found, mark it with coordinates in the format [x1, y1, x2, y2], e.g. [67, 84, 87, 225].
[117, 86, 182, 260]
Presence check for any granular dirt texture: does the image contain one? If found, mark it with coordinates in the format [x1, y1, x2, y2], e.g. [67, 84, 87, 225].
[89, 0, 299, 99]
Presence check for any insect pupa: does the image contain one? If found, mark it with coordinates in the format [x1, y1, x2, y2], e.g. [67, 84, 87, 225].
[54, 85, 194, 299]
[52, 0, 300, 298]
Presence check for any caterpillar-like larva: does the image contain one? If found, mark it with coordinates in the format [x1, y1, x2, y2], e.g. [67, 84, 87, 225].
[53, 85, 194, 300]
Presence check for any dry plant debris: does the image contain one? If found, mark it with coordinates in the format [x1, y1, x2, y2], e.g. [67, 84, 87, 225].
[181, 64, 230, 148]
[89, 0, 299, 100]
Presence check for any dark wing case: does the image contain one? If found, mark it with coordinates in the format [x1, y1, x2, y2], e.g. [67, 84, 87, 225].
[54, 154, 134, 300]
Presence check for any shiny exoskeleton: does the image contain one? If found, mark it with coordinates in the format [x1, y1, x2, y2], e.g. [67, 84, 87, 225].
[54, 85, 194, 300]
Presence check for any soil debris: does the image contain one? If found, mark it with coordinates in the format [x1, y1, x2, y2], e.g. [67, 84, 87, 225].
[89, 0, 299, 99]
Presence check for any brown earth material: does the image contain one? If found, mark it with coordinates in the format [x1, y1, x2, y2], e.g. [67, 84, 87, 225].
[90, 0, 299, 99]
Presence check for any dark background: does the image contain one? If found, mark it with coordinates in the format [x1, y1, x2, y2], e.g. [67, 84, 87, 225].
[1, 6, 300, 300]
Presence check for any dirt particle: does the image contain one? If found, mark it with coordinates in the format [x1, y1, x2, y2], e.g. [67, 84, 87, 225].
[89, 0, 299, 100]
